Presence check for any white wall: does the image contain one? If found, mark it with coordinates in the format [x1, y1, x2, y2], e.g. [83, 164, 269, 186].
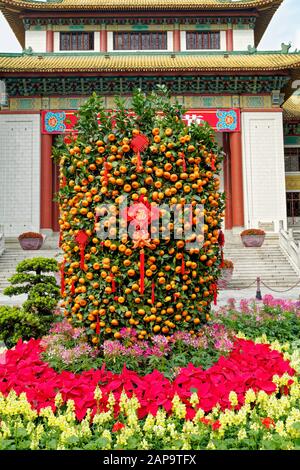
[54, 31, 100, 52]
[233, 29, 254, 51]
[0, 114, 41, 236]
[180, 30, 226, 51]
[241, 112, 287, 232]
[25, 30, 46, 52]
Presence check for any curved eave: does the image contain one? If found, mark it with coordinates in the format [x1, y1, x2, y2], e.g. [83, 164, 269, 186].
[283, 96, 300, 121]
[0, 51, 299, 74]
[0, 0, 283, 48]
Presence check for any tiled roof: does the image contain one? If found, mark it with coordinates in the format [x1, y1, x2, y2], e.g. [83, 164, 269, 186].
[0, 1, 284, 10]
[0, 52, 299, 73]
[283, 95, 300, 120]
[0, 0, 283, 48]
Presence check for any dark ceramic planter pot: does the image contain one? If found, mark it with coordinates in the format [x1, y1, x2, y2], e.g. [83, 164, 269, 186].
[18, 237, 43, 250]
[241, 234, 265, 248]
[218, 267, 234, 289]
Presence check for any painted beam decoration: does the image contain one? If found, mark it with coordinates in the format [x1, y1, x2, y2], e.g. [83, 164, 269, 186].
[42, 108, 240, 134]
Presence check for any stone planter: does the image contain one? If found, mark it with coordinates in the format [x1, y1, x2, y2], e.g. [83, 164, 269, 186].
[241, 234, 265, 248]
[18, 235, 44, 250]
[218, 267, 234, 289]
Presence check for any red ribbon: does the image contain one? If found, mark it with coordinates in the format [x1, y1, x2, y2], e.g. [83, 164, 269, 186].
[103, 157, 109, 185]
[181, 256, 185, 275]
[96, 313, 100, 335]
[151, 281, 155, 305]
[60, 260, 65, 296]
[140, 249, 145, 294]
[218, 230, 225, 247]
[211, 283, 218, 305]
[220, 248, 225, 268]
[75, 230, 89, 271]
[111, 273, 116, 293]
[182, 154, 187, 171]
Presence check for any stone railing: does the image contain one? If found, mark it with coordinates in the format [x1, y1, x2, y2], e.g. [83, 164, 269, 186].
[279, 222, 300, 274]
[0, 225, 4, 257]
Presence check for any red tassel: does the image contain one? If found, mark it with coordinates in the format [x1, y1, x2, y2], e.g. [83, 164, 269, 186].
[62, 175, 67, 188]
[211, 283, 218, 305]
[211, 157, 216, 171]
[80, 247, 85, 271]
[103, 157, 109, 185]
[182, 154, 186, 171]
[96, 313, 100, 335]
[111, 273, 116, 293]
[140, 249, 145, 294]
[220, 248, 225, 268]
[181, 255, 185, 275]
[137, 150, 142, 169]
[218, 230, 225, 247]
[71, 280, 75, 295]
[151, 281, 155, 305]
[60, 260, 65, 296]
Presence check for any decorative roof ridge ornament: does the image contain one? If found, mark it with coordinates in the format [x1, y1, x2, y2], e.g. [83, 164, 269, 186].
[281, 42, 291, 54]
[22, 47, 33, 56]
[247, 45, 257, 54]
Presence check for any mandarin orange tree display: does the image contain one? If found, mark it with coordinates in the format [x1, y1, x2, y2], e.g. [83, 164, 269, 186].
[55, 88, 225, 345]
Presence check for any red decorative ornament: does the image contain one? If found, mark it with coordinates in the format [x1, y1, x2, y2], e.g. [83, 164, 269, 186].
[103, 157, 109, 186]
[111, 273, 116, 293]
[218, 230, 225, 247]
[211, 283, 218, 305]
[75, 230, 89, 270]
[211, 156, 216, 171]
[181, 255, 185, 275]
[61, 175, 67, 188]
[131, 134, 149, 169]
[71, 280, 75, 295]
[140, 249, 145, 294]
[182, 154, 187, 171]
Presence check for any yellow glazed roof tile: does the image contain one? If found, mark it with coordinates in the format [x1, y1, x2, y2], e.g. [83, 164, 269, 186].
[0, 53, 300, 73]
[0, 0, 283, 48]
[0, 1, 284, 11]
[283, 95, 300, 120]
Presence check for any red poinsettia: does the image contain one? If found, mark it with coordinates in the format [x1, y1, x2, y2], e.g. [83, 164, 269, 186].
[0, 339, 295, 422]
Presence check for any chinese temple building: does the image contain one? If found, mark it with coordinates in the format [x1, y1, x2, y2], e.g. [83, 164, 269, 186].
[0, 0, 300, 237]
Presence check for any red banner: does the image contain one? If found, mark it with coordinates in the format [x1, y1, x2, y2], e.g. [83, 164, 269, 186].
[42, 108, 240, 134]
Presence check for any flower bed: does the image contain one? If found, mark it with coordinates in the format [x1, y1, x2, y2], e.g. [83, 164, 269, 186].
[0, 338, 294, 421]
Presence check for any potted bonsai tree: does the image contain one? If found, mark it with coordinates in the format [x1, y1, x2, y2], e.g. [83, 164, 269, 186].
[218, 259, 234, 289]
[18, 232, 45, 250]
[240, 229, 265, 248]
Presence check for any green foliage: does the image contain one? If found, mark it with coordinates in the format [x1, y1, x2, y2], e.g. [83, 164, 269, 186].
[1, 258, 60, 346]
[215, 307, 300, 344]
[0, 307, 53, 349]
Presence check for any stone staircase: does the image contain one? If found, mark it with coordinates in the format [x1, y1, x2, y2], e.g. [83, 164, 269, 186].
[0, 240, 61, 293]
[224, 238, 300, 288]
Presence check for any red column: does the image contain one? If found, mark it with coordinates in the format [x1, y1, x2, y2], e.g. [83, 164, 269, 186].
[40, 133, 53, 230]
[100, 29, 107, 52]
[46, 30, 54, 53]
[226, 28, 233, 52]
[223, 133, 233, 229]
[173, 28, 180, 52]
[230, 131, 244, 228]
